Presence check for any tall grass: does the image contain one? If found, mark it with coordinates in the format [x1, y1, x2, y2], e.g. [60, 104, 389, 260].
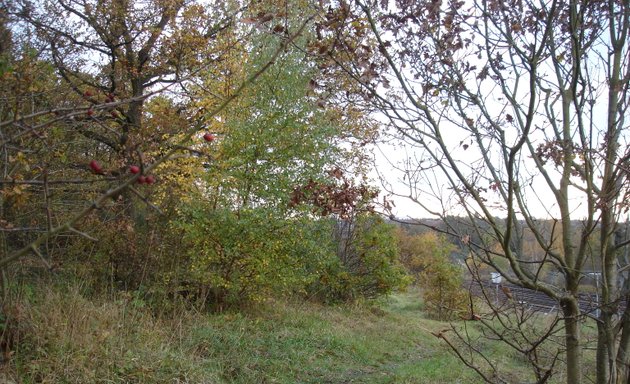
[0, 283, 593, 383]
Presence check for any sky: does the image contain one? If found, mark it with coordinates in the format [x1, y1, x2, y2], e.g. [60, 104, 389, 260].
[359, 8, 628, 223]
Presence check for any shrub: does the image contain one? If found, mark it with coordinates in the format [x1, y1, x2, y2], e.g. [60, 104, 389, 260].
[396, 230, 469, 320]
[174, 206, 288, 308]
[421, 257, 469, 321]
[311, 214, 410, 302]
[173, 204, 344, 309]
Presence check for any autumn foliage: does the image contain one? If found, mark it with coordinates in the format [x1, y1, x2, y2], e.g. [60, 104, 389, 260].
[396, 229, 468, 320]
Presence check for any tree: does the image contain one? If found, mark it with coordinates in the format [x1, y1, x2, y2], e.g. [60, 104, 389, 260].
[336, 213, 409, 300]
[7, 0, 241, 219]
[163, 26, 381, 307]
[0, 0, 313, 290]
[316, 0, 630, 383]
[397, 230, 468, 320]
[198, 34, 349, 211]
[397, 229, 452, 277]
[289, 169, 409, 301]
[0, 0, 246, 295]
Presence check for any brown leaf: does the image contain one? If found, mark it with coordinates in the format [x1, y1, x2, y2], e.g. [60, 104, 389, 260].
[477, 66, 489, 81]
[259, 14, 273, 23]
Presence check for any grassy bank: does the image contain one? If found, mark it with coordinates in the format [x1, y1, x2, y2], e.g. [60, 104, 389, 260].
[0, 284, 587, 383]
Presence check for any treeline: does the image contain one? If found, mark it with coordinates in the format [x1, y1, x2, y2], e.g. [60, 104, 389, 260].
[397, 216, 628, 287]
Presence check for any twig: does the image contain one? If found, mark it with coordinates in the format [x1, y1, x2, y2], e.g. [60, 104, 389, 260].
[30, 245, 52, 270]
[127, 185, 164, 216]
[68, 226, 99, 242]
[0, 177, 119, 185]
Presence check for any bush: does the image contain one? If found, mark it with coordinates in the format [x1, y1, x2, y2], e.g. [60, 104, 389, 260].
[60, 211, 164, 295]
[173, 203, 408, 307]
[421, 258, 469, 321]
[396, 230, 469, 320]
[310, 214, 410, 302]
[174, 206, 289, 308]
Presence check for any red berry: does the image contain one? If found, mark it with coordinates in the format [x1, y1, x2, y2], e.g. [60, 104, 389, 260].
[129, 165, 141, 174]
[87, 109, 94, 116]
[203, 133, 215, 142]
[137, 175, 147, 184]
[145, 175, 156, 184]
[89, 160, 103, 174]
[84, 90, 93, 97]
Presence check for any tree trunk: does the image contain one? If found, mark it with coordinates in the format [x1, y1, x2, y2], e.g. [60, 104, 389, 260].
[597, 321, 611, 384]
[615, 299, 630, 383]
[563, 297, 582, 384]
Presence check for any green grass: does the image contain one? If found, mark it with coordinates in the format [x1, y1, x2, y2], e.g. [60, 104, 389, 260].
[0, 284, 592, 383]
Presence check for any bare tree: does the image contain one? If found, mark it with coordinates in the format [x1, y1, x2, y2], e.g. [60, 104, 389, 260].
[314, 0, 630, 383]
